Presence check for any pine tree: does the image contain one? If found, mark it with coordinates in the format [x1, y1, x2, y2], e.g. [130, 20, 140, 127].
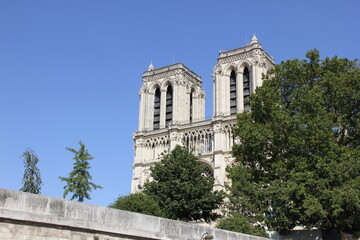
[20, 149, 42, 194]
[59, 141, 102, 202]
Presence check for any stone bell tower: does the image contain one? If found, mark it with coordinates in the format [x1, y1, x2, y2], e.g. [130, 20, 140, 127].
[132, 63, 206, 192]
[137, 63, 205, 132]
[208, 34, 275, 191]
[212, 34, 274, 117]
[131, 35, 275, 193]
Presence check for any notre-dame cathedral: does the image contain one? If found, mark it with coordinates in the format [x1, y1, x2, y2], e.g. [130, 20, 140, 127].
[131, 35, 274, 193]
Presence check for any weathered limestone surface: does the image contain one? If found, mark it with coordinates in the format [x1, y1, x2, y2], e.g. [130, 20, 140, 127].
[0, 188, 269, 240]
[132, 36, 275, 193]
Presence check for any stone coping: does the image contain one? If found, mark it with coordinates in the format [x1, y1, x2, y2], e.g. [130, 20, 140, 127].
[142, 63, 201, 82]
[0, 188, 269, 240]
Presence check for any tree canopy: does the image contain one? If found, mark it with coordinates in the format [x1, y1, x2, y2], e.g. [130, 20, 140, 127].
[20, 149, 42, 194]
[216, 213, 268, 238]
[109, 193, 162, 216]
[143, 145, 224, 222]
[228, 50, 360, 235]
[59, 141, 102, 202]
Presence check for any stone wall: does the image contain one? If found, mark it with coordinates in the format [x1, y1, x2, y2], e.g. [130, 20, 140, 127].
[0, 188, 269, 240]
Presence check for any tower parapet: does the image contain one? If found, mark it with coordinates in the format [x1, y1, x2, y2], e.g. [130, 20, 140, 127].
[138, 63, 205, 132]
[213, 35, 275, 117]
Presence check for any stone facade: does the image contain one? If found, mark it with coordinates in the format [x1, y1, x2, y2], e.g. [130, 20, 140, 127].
[132, 35, 275, 193]
[0, 188, 269, 240]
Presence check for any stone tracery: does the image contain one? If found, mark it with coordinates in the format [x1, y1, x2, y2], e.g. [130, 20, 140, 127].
[132, 35, 275, 193]
[182, 127, 214, 155]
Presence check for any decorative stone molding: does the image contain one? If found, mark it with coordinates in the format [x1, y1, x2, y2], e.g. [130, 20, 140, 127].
[133, 36, 275, 194]
[143, 168, 150, 176]
[199, 89, 206, 99]
[169, 131, 182, 142]
[225, 156, 235, 165]
[144, 135, 169, 148]
[142, 63, 201, 86]
[213, 123, 224, 134]
[182, 127, 214, 155]
[135, 138, 145, 148]
[218, 51, 254, 64]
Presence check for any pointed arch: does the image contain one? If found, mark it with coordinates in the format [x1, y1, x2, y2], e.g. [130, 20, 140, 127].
[238, 59, 252, 72]
[238, 61, 252, 111]
[230, 70, 237, 115]
[190, 88, 195, 123]
[161, 79, 173, 92]
[199, 160, 214, 178]
[243, 67, 250, 110]
[153, 87, 161, 130]
[149, 82, 161, 94]
[224, 64, 238, 76]
[165, 85, 173, 126]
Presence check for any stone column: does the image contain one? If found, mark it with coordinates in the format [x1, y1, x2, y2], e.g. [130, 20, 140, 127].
[138, 93, 144, 131]
[223, 73, 230, 116]
[172, 82, 178, 124]
[199, 93, 205, 121]
[132, 135, 145, 193]
[179, 84, 188, 124]
[160, 89, 166, 129]
[146, 93, 154, 130]
[142, 93, 150, 130]
[212, 120, 226, 191]
[212, 74, 216, 117]
[215, 73, 221, 116]
[251, 65, 255, 94]
[237, 71, 244, 113]
[213, 121, 223, 152]
[169, 127, 182, 150]
[192, 94, 197, 123]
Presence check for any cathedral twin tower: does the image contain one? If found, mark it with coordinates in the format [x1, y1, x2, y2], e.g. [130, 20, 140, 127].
[132, 35, 274, 192]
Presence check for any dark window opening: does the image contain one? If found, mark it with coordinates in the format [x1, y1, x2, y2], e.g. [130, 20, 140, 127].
[165, 85, 173, 126]
[200, 163, 214, 178]
[243, 67, 250, 111]
[190, 90, 194, 123]
[230, 70, 237, 115]
[153, 88, 160, 130]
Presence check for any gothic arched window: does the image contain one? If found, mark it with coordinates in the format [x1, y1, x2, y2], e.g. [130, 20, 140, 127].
[243, 67, 250, 110]
[165, 85, 173, 126]
[153, 88, 161, 130]
[200, 162, 214, 178]
[190, 89, 194, 123]
[230, 70, 237, 115]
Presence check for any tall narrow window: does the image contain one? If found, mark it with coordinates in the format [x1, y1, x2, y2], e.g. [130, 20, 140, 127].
[165, 85, 173, 126]
[230, 70, 237, 115]
[243, 67, 250, 110]
[190, 89, 194, 123]
[153, 88, 160, 130]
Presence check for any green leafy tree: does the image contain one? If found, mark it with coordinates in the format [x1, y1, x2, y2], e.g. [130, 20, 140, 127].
[20, 149, 42, 194]
[216, 213, 268, 238]
[59, 141, 102, 202]
[228, 50, 360, 236]
[109, 193, 162, 216]
[143, 145, 224, 222]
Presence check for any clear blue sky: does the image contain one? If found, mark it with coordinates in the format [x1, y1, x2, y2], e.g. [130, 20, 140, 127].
[0, 0, 359, 207]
